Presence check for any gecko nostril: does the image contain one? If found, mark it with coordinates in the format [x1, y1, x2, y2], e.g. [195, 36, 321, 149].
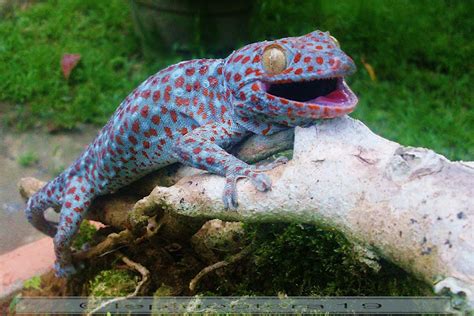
[330, 58, 341, 70]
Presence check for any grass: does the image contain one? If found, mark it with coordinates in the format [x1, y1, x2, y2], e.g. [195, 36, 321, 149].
[250, 0, 474, 161]
[0, 0, 178, 130]
[17, 150, 39, 167]
[1, 0, 473, 160]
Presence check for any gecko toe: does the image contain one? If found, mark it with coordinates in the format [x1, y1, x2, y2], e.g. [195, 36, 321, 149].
[255, 156, 289, 171]
[223, 176, 239, 209]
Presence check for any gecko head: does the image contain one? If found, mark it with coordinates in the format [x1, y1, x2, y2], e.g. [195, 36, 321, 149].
[224, 30, 358, 126]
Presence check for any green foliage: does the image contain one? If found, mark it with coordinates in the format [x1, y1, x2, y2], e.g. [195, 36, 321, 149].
[8, 294, 21, 314]
[252, 0, 474, 78]
[154, 284, 174, 297]
[0, 0, 176, 129]
[72, 220, 97, 250]
[235, 223, 433, 296]
[1, 0, 472, 160]
[23, 276, 42, 290]
[251, 0, 473, 160]
[89, 269, 139, 297]
[17, 150, 39, 167]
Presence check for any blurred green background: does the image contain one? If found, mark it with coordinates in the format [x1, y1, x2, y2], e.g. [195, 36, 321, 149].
[0, 0, 472, 160]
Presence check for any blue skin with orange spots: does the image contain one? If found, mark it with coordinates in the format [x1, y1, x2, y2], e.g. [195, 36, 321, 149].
[25, 30, 358, 277]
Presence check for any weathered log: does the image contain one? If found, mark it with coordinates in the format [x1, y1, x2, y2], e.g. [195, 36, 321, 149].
[136, 117, 474, 307]
[19, 116, 474, 307]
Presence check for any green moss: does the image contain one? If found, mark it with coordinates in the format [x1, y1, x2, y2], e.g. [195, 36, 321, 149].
[72, 220, 97, 250]
[229, 223, 433, 296]
[89, 269, 139, 297]
[23, 276, 41, 290]
[154, 284, 174, 297]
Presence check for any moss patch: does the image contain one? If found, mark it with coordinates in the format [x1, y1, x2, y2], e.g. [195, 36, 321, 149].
[72, 220, 97, 250]
[23, 275, 41, 290]
[89, 269, 139, 297]
[216, 223, 434, 296]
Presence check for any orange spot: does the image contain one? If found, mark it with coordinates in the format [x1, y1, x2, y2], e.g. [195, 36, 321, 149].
[170, 110, 178, 123]
[293, 53, 301, 63]
[323, 107, 330, 117]
[151, 115, 160, 125]
[262, 124, 272, 135]
[197, 103, 205, 115]
[287, 107, 293, 117]
[164, 127, 173, 138]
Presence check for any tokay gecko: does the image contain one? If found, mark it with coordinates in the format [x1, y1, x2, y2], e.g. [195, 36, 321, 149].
[25, 30, 358, 277]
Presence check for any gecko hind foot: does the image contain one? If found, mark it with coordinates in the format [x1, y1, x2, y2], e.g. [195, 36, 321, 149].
[54, 261, 77, 278]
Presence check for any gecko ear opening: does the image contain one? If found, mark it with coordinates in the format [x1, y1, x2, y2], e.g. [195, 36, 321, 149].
[262, 44, 287, 75]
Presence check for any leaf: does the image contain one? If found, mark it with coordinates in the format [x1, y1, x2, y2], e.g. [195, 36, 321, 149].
[61, 53, 81, 79]
[361, 56, 377, 82]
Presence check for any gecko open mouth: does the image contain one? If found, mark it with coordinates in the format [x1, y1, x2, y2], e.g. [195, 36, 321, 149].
[264, 77, 356, 107]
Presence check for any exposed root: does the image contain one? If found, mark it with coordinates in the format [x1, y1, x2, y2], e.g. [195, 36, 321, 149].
[189, 245, 253, 293]
[74, 213, 164, 260]
[73, 229, 134, 261]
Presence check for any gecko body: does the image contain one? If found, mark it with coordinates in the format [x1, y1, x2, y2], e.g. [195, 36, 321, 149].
[25, 30, 358, 277]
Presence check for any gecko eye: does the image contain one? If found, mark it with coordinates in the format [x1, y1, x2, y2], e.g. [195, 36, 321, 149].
[262, 44, 287, 75]
[329, 35, 340, 48]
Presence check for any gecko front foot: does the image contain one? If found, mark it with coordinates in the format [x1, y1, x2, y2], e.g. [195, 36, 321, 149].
[223, 169, 272, 209]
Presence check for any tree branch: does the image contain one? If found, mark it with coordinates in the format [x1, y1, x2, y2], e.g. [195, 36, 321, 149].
[141, 117, 474, 307]
[18, 117, 474, 307]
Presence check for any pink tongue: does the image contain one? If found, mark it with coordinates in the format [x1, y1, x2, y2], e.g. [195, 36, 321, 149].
[314, 89, 347, 104]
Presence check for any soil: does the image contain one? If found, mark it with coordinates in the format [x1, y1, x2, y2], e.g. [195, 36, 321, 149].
[0, 119, 99, 254]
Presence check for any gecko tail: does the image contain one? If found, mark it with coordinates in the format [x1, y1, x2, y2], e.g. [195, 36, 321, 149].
[25, 175, 64, 237]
